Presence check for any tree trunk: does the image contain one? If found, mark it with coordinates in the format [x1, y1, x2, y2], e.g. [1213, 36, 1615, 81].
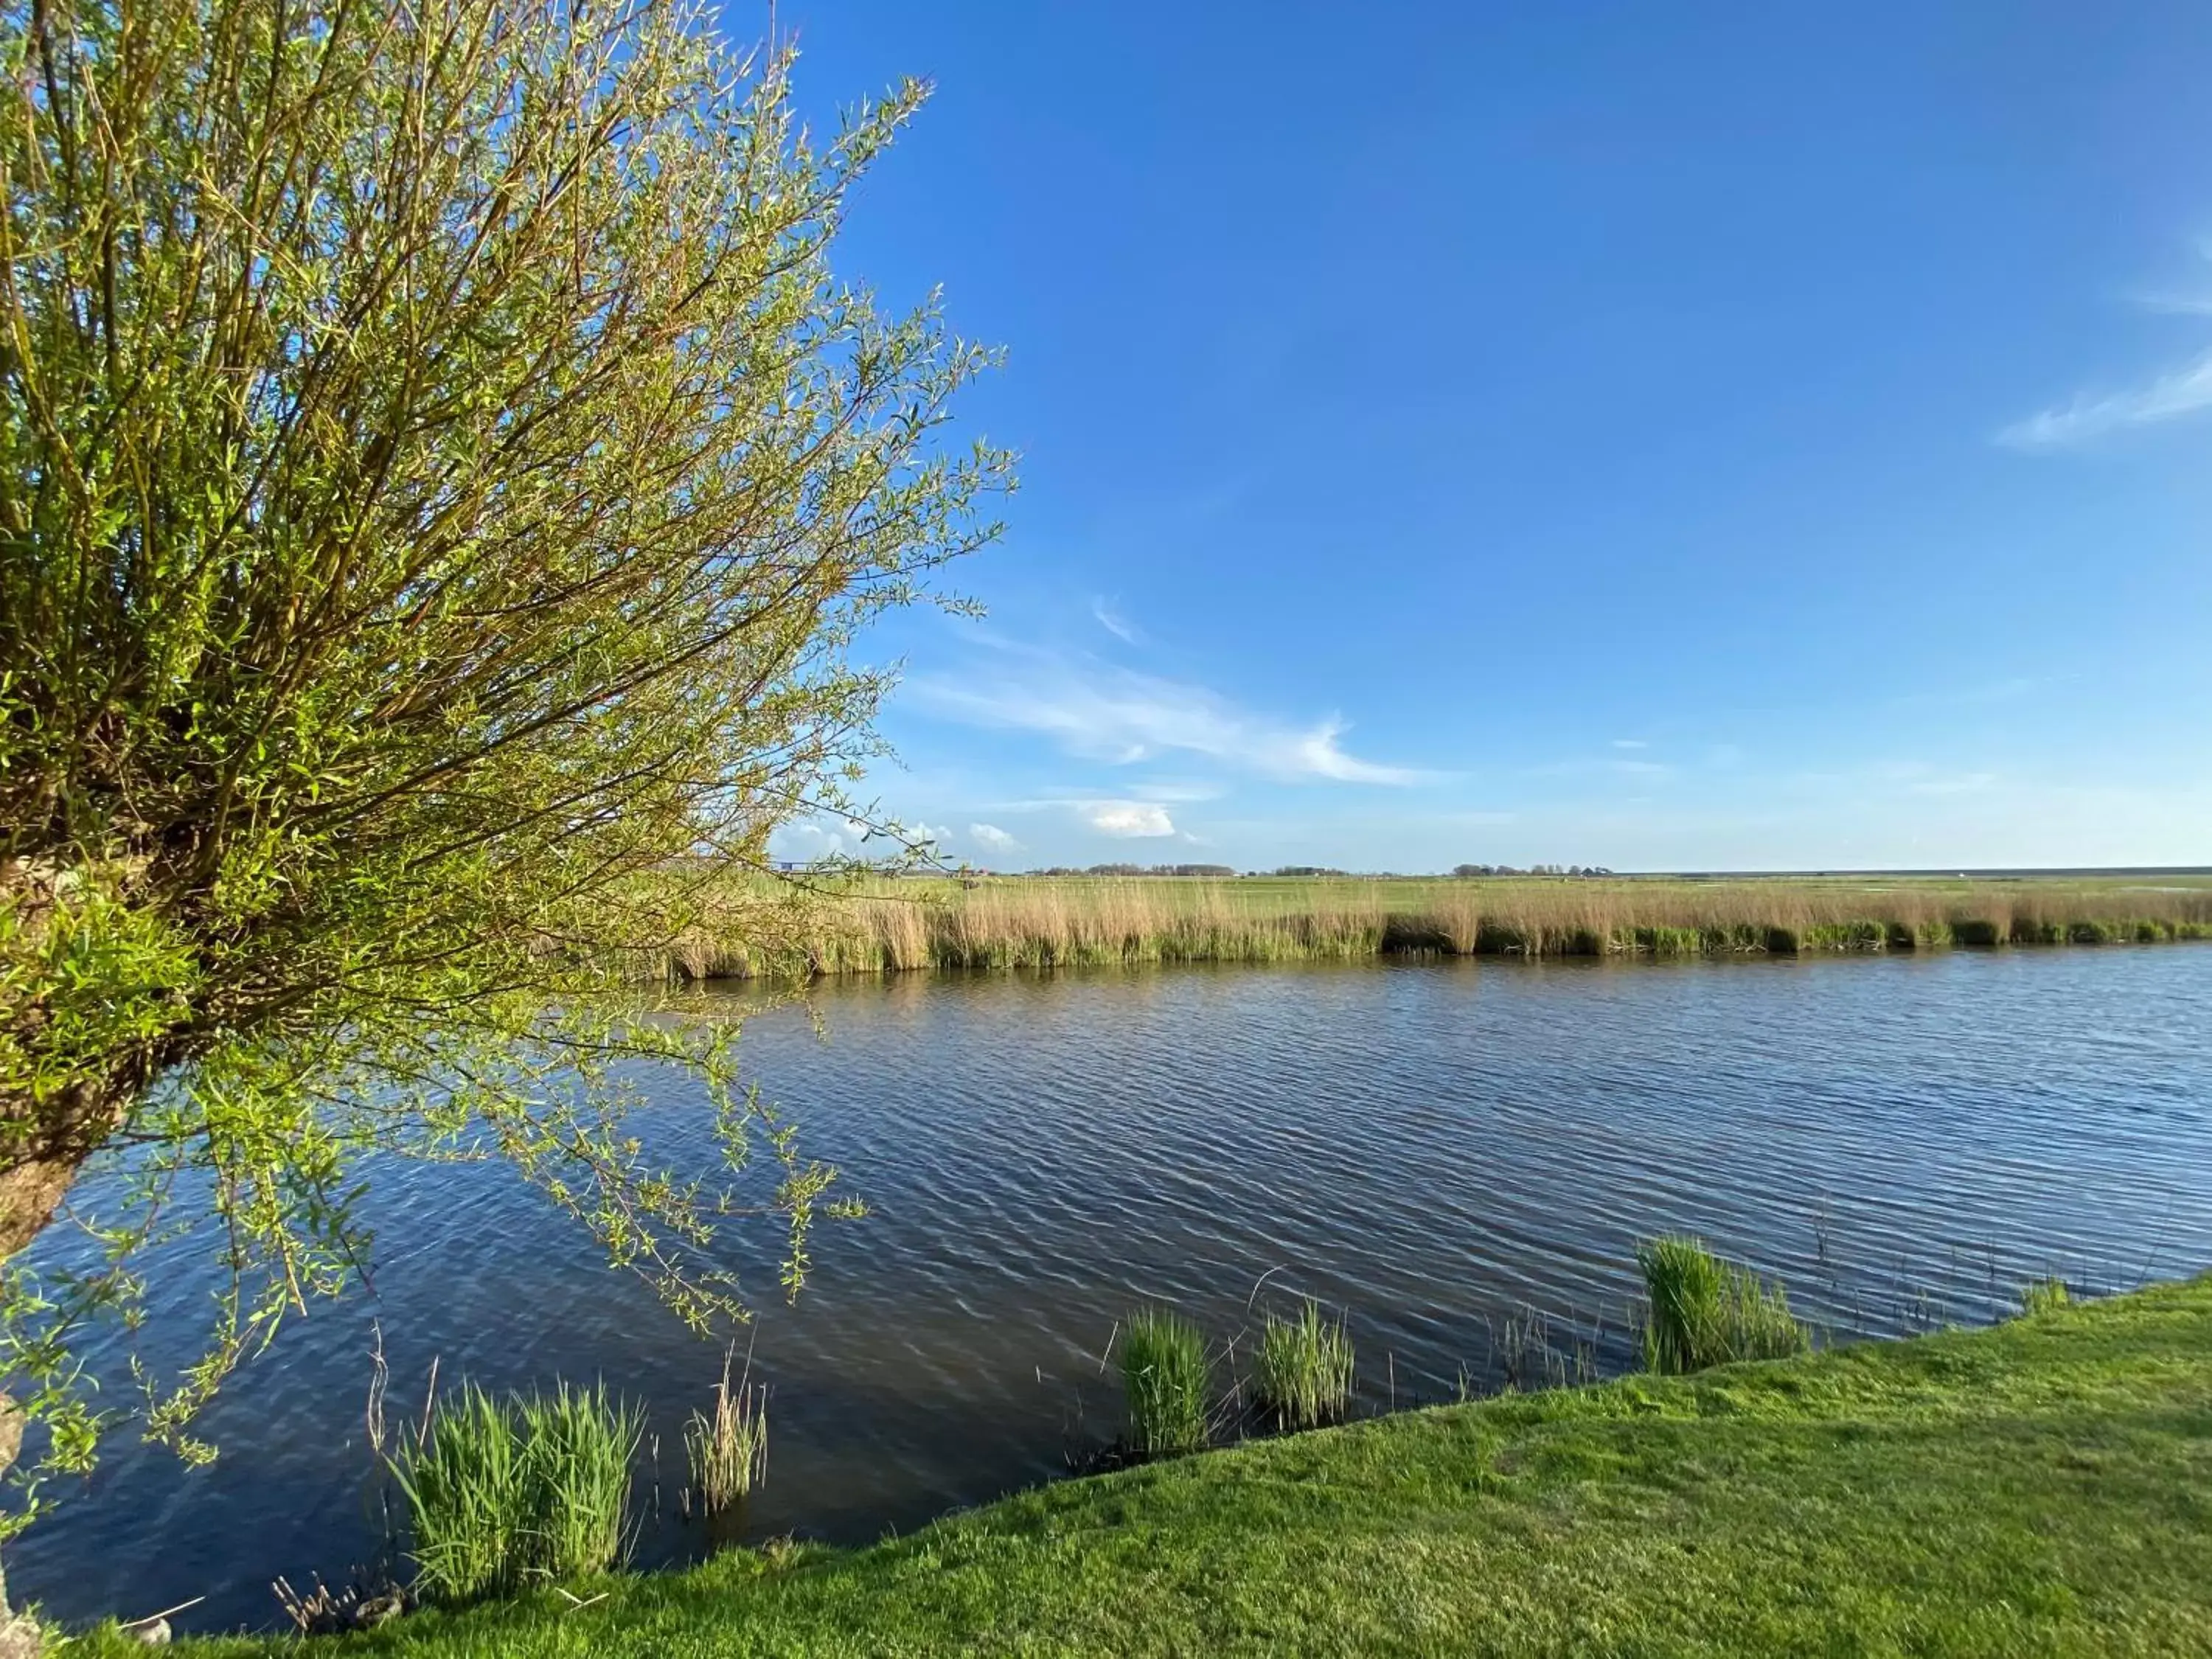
[0, 1080, 131, 1625]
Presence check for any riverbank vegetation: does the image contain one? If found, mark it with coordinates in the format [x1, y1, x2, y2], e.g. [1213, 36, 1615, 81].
[1253, 1299, 1357, 1430]
[86, 1273, 2212, 1654]
[1636, 1236, 1809, 1373]
[392, 1385, 640, 1604]
[667, 872, 2212, 978]
[1119, 1309, 1213, 1458]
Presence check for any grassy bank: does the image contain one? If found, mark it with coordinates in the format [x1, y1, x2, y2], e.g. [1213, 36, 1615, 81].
[669, 872, 2212, 978]
[105, 1274, 2212, 1655]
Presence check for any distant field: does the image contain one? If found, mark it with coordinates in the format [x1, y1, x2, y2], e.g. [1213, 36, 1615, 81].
[661, 871, 2212, 979]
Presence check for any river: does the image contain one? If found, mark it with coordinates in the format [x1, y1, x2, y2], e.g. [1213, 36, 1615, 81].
[15, 947, 2212, 1632]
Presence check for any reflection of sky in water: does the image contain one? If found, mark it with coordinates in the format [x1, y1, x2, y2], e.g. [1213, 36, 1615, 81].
[18, 947, 2212, 1632]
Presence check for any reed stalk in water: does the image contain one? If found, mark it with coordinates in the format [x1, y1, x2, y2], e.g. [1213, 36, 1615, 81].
[686, 1343, 768, 1513]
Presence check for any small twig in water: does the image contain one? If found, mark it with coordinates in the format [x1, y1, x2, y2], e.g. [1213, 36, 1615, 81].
[122, 1596, 206, 1630]
[418, 1354, 441, 1441]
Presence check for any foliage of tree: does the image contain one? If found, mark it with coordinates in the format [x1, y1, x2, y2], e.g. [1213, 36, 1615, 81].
[0, 0, 1005, 1528]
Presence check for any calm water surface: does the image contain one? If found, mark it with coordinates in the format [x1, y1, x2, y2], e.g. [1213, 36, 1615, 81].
[18, 948, 2212, 1631]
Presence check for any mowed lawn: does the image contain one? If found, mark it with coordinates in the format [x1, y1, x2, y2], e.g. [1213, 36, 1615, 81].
[105, 1277, 2212, 1657]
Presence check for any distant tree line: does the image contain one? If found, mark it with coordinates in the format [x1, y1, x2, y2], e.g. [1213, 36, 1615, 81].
[1001, 863, 1621, 880]
[1023, 863, 1241, 877]
[1453, 863, 1615, 877]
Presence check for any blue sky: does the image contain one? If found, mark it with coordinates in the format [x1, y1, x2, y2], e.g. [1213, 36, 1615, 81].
[765, 1, 2212, 872]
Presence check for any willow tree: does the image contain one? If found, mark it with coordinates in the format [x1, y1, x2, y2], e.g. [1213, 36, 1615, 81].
[0, 0, 1004, 1541]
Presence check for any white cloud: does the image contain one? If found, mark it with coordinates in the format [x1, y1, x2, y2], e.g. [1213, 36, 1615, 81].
[1082, 801, 1177, 838]
[906, 821, 952, 845]
[1997, 349, 2212, 449]
[769, 820, 846, 860]
[1091, 597, 1141, 644]
[968, 822, 1022, 852]
[1611, 738, 1649, 750]
[908, 655, 1433, 785]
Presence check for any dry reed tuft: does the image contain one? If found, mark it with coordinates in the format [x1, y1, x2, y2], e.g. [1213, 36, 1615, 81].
[685, 1343, 768, 1514]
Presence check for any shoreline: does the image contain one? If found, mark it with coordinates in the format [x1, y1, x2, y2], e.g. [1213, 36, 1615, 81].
[88, 1273, 2212, 1653]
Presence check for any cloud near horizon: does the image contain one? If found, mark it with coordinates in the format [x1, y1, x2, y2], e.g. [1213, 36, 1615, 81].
[969, 821, 1023, 852]
[1082, 800, 1177, 837]
[907, 655, 1433, 786]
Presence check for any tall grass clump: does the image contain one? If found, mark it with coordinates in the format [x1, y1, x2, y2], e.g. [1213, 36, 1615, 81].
[686, 1346, 769, 1513]
[1121, 1307, 1211, 1457]
[1638, 1236, 1809, 1374]
[1254, 1300, 1355, 1430]
[516, 1382, 641, 1581]
[2020, 1276, 2072, 1318]
[393, 1381, 641, 1601]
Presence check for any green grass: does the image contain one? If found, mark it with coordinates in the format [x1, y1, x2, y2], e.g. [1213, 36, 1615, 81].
[2023, 1276, 2073, 1318]
[106, 1274, 2212, 1655]
[392, 1381, 641, 1601]
[1253, 1299, 1355, 1430]
[1120, 1307, 1211, 1458]
[1638, 1235, 1812, 1374]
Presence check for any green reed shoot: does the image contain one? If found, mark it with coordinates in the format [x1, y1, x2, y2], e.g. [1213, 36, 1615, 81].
[1255, 1299, 1355, 1430]
[392, 1384, 522, 1601]
[515, 1382, 642, 1581]
[2020, 1276, 2072, 1318]
[1638, 1236, 1809, 1374]
[1121, 1307, 1211, 1457]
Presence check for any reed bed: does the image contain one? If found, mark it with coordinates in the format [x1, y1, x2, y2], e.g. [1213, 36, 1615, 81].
[2020, 1277, 2072, 1318]
[1638, 1237, 1809, 1374]
[663, 874, 2212, 980]
[1253, 1300, 1356, 1430]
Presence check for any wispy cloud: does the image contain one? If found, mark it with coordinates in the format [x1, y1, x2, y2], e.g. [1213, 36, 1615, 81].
[2001, 245, 2212, 449]
[1997, 349, 2212, 450]
[907, 654, 1434, 785]
[968, 822, 1022, 852]
[1533, 755, 1677, 782]
[1091, 597, 1141, 645]
[1611, 738, 1649, 750]
[1082, 800, 1176, 837]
